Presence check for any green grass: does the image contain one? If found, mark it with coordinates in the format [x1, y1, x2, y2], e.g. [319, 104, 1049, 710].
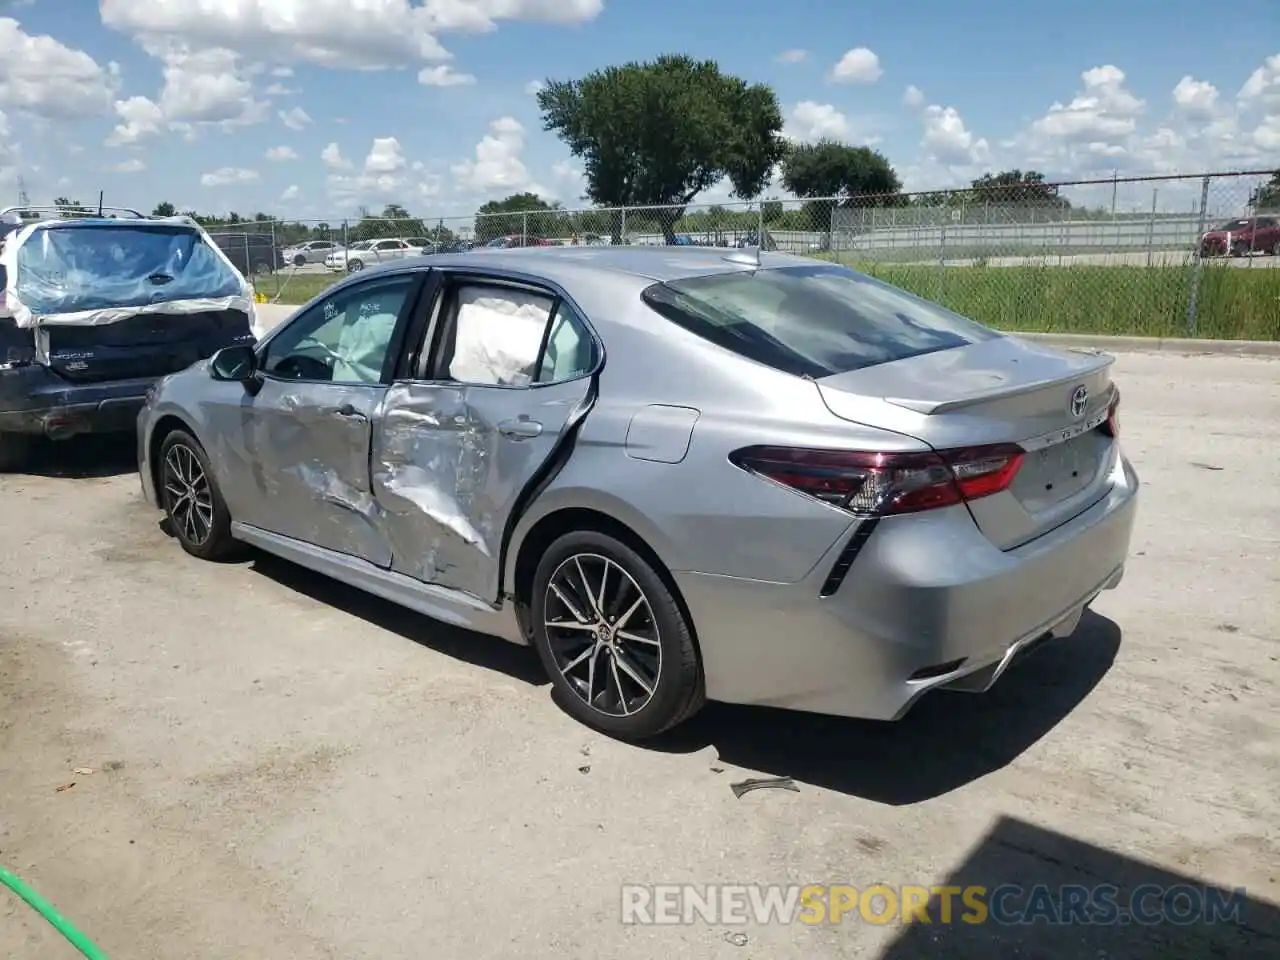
[255, 262, 1280, 341]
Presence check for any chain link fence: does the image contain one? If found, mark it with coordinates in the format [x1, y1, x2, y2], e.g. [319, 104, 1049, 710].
[237, 170, 1278, 340]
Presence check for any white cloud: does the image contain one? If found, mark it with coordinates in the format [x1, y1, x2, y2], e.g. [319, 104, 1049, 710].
[830, 47, 882, 84]
[271, 66, 294, 78]
[100, 0, 604, 71]
[776, 49, 807, 64]
[365, 137, 406, 173]
[265, 145, 298, 161]
[321, 142, 353, 171]
[786, 101, 851, 141]
[1172, 76, 1219, 119]
[110, 158, 145, 174]
[451, 116, 549, 198]
[419, 65, 477, 87]
[200, 166, 259, 187]
[279, 106, 312, 130]
[524, 79, 545, 95]
[1238, 54, 1280, 109]
[920, 104, 990, 166]
[280, 184, 300, 201]
[1031, 65, 1144, 143]
[0, 17, 120, 120]
[106, 95, 164, 146]
[903, 85, 925, 108]
[265, 83, 298, 96]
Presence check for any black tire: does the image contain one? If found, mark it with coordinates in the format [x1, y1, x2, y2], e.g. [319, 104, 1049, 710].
[530, 530, 704, 740]
[158, 429, 240, 561]
[293, 254, 306, 267]
[347, 259, 364, 273]
[0, 432, 30, 473]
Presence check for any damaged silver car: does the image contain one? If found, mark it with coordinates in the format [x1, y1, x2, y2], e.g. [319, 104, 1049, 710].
[138, 247, 1137, 740]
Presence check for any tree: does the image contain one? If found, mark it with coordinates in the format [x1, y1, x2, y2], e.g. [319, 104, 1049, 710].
[1248, 170, 1280, 211]
[152, 201, 177, 217]
[537, 54, 786, 242]
[473, 192, 565, 242]
[969, 170, 1067, 207]
[779, 141, 902, 203]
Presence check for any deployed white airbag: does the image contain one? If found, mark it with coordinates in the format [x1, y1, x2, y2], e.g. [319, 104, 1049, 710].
[448, 287, 550, 386]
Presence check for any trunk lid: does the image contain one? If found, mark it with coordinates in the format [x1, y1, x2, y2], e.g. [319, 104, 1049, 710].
[45, 308, 254, 383]
[816, 335, 1119, 549]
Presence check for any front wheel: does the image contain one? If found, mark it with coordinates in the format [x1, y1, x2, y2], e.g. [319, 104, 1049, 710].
[530, 530, 704, 740]
[347, 259, 364, 273]
[159, 429, 241, 561]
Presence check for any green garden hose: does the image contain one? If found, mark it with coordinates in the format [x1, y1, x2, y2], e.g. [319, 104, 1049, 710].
[0, 865, 110, 959]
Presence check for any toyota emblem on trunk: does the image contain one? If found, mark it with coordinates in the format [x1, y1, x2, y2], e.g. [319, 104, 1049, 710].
[1069, 385, 1088, 419]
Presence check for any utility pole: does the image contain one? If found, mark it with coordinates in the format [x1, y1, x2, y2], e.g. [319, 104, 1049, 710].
[16, 175, 30, 209]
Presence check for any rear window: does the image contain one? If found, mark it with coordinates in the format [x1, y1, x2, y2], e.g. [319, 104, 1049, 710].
[640, 264, 998, 379]
[15, 223, 244, 315]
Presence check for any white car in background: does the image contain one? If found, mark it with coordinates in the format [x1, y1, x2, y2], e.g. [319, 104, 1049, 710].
[282, 239, 341, 266]
[323, 238, 415, 272]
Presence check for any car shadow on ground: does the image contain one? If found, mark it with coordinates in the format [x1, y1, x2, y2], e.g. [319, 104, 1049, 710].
[9, 434, 137, 479]
[873, 816, 1278, 959]
[646, 611, 1122, 805]
[242, 546, 1120, 804]
[245, 550, 548, 687]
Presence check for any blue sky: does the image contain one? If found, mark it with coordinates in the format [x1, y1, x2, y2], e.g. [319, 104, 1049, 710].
[0, 0, 1276, 222]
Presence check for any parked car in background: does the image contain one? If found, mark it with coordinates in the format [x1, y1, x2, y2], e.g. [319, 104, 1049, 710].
[0, 207, 257, 471]
[137, 246, 1136, 740]
[402, 237, 436, 254]
[1197, 216, 1280, 257]
[282, 239, 341, 266]
[325, 238, 416, 272]
[208, 231, 284, 276]
[484, 235, 554, 249]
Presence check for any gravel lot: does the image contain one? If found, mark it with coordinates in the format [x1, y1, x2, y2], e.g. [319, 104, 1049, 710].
[1, 351, 1277, 959]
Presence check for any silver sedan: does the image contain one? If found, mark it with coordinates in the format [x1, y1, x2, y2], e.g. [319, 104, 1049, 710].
[137, 247, 1138, 739]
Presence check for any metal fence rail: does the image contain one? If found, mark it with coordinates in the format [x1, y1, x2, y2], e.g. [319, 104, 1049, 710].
[190, 169, 1277, 340]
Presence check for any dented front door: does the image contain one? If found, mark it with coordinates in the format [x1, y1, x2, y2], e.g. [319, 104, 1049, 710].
[247, 376, 392, 566]
[371, 378, 592, 601]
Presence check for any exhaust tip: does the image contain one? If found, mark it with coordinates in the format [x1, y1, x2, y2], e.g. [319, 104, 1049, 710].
[907, 658, 967, 683]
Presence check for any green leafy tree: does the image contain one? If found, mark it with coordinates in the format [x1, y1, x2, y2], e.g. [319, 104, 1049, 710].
[779, 140, 903, 234]
[969, 169, 1068, 207]
[474, 192, 566, 242]
[537, 54, 786, 242]
[152, 201, 177, 217]
[1249, 170, 1280, 211]
[352, 203, 426, 241]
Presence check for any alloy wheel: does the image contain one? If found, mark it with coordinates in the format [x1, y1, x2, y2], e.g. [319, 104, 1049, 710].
[163, 443, 214, 547]
[543, 552, 662, 717]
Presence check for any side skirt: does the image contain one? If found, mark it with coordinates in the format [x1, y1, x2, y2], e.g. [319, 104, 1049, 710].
[230, 521, 526, 645]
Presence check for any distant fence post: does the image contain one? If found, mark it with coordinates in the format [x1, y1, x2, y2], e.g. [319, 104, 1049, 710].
[937, 220, 947, 300]
[522, 211, 528, 245]
[1185, 175, 1211, 335]
[1145, 188, 1157, 268]
[620, 207, 627, 243]
[756, 202, 764, 248]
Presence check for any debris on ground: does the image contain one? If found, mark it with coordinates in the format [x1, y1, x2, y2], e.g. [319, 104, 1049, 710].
[730, 776, 799, 799]
[723, 931, 749, 946]
[578, 765, 591, 775]
[72, 767, 93, 776]
[54, 782, 75, 793]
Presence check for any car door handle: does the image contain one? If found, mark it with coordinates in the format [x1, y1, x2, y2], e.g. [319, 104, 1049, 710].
[498, 418, 543, 439]
[331, 403, 367, 421]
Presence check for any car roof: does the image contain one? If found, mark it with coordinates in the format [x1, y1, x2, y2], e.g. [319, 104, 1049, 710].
[409, 245, 819, 284]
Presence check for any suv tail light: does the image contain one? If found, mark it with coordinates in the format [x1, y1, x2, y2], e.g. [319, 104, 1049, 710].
[1100, 390, 1120, 438]
[729, 444, 1025, 517]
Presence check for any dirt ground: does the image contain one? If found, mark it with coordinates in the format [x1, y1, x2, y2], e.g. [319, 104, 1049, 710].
[1, 351, 1277, 959]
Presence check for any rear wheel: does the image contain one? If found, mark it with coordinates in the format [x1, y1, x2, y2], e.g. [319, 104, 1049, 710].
[347, 259, 364, 273]
[159, 429, 240, 561]
[530, 530, 704, 740]
[0, 432, 30, 473]
[293, 254, 307, 267]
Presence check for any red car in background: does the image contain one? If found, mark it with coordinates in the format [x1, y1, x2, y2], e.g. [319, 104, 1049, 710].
[1197, 216, 1280, 257]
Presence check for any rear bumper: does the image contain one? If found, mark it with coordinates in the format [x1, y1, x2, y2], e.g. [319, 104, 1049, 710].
[0, 367, 154, 439]
[675, 452, 1139, 721]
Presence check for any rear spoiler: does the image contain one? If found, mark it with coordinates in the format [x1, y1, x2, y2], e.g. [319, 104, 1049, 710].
[883, 351, 1115, 415]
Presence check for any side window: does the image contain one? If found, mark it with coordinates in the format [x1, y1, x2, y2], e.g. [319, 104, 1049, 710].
[538, 302, 595, 383]
[437, 283, 554, 387]
[261, 275, 415, 384]
[376, 240, 399, 251]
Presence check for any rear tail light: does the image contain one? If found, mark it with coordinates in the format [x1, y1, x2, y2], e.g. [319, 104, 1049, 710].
[729, 444, 1025, 517]
[1100, 390, 1120, 438]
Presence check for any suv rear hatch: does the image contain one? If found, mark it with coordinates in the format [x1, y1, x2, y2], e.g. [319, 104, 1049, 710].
[8, 219, 254, 383]
[816, 335, 1119, 549]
